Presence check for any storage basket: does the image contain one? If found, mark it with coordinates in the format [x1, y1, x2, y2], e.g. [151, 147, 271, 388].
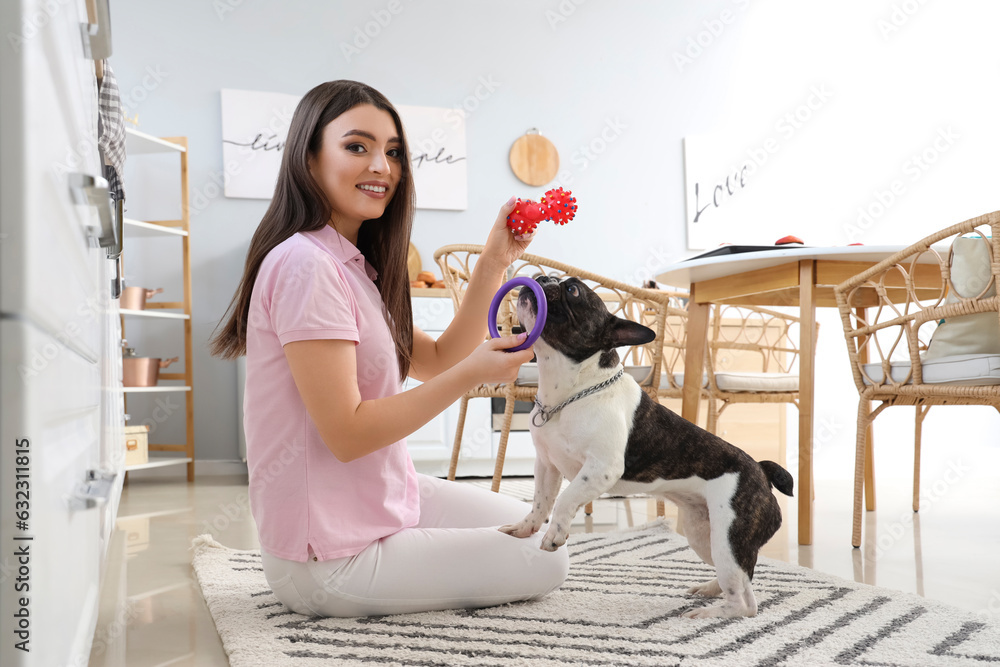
[124, 424, 149, 467]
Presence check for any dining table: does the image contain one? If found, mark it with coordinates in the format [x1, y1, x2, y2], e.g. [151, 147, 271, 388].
[656, 244, 943, 546]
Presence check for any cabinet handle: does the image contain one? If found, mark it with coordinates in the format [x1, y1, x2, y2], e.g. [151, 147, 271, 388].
[106, 197, 123, 260]
[68, 172, 117, 249]
[110, 253, 123, 299]
[66, 469, 118, 511]
[80, 0, 113, 60]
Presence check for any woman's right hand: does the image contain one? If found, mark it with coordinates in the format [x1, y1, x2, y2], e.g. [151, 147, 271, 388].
[460, 333, 535, 385]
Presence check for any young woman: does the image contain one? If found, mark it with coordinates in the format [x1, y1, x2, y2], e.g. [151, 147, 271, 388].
[211, 80, 568, 617]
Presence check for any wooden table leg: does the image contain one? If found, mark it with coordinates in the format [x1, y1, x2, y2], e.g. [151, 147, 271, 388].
[798, 261, 817, 546]
[682, 285, 710, 425]
[855, 307, 876, 512]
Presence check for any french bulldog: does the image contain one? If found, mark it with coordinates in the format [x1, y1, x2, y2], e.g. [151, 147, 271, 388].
[499, 275, 794, 619]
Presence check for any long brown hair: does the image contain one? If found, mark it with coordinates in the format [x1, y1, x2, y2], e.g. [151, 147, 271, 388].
[210, 80, 415, 381]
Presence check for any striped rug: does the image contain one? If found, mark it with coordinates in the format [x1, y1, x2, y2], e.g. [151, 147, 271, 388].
[192, 521, 1000, 666]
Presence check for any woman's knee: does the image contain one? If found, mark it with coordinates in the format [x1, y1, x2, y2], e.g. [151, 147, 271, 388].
[544, 545, 571, 593]
[517, 534, 570, 597]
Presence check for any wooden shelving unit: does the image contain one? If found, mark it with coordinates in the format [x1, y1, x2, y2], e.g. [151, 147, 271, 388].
[121, 129, 195, 481]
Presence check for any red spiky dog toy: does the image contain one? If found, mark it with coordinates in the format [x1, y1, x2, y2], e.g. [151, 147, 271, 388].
[506, 187, 577, 236]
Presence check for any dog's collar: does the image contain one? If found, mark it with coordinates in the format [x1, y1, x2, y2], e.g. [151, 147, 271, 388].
[532, 368, 625, 427]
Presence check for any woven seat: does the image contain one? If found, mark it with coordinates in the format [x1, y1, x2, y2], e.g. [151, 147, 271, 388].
[834, 210, 1000, 547]
[434, 245, 683, 517]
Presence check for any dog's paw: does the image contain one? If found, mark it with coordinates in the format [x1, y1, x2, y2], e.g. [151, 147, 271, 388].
[686, 579, 723, 598]
[498, 521, 539, 538]
[681, 606, 719, 620]
[681, 603, 755, 619]
[540, 528, 567, 552]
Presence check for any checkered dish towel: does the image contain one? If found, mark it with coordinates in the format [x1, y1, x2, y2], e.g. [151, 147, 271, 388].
[97, 59, 126, 201]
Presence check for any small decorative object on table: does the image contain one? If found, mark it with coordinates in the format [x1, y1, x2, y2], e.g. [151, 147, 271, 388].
[410, 271, 446, 289]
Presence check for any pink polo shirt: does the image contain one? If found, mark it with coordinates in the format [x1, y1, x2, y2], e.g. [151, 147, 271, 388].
[244, 224, 420, 562]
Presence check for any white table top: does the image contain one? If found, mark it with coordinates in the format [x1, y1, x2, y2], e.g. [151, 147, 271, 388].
[655, 244, 921, 289]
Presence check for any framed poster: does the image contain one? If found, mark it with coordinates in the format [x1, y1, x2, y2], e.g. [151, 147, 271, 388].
[397, 104, 467, 211]
[220, 89, 467, 209]
[220, 88, 300, 199]
[683, 135, 757, 250]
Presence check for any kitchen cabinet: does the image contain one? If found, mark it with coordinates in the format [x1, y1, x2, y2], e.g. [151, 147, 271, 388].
[0, 0, 124, 664]
[120, 130, 195, 480]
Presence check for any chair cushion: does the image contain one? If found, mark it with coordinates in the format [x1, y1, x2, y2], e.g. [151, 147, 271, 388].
[660, 372, 709, 389]
[515, 363, 653, 387]
[514, 363, 538, 386]
[713, 372, 799, 393]
[861, 353, 1000, 386]
[924, 236, 1000, 360]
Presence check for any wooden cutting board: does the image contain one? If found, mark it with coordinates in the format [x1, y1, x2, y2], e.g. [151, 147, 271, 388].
[509, 132, 559, 186]
[407, 242, 421, 281]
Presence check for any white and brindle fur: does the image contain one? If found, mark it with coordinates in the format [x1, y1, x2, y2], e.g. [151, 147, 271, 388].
[499, 276, 794, 619]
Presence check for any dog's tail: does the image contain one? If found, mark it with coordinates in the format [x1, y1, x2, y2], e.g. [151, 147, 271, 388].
[759, 461, 794, 497]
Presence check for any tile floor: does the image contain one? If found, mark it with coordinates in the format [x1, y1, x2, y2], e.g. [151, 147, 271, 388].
[89, 453, 1000, 667]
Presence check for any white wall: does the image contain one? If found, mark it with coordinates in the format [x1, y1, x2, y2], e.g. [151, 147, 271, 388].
[112, 0, 998, 475]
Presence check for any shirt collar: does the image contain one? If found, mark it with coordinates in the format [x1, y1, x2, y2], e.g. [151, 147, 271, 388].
[307, 224, 379, 281]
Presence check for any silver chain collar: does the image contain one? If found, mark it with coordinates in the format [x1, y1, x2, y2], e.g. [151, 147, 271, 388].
[532, 368, 625, 427]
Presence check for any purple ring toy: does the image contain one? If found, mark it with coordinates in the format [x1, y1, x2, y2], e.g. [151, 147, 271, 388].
[488, 277, 547, 352]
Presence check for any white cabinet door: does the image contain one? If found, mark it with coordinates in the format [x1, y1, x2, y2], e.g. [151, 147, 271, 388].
[1, 321, 105, 665]
[2, 5, 104, 358]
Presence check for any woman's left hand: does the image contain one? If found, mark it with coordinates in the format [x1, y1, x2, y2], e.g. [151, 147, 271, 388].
[481, 196, 535, 271]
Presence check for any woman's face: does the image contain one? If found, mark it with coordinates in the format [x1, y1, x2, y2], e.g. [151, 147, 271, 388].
[309, 104, 403, 229]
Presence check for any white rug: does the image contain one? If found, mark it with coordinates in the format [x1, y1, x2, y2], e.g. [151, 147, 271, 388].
[191, 521, 1000, 666]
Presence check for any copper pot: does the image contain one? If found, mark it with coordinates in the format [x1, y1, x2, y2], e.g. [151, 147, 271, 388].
[121, 286, 163, 310]
[122, 348, 179, 387]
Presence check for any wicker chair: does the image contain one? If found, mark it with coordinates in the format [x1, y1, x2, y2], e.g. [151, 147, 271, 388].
[704, 304, 803, 435]
[434, 245, 682, 503]
[834, 211, 1000, 547]
[652, 299, 802, 437]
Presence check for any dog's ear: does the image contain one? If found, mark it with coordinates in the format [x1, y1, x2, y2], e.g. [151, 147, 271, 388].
[610, 318, 656, 347]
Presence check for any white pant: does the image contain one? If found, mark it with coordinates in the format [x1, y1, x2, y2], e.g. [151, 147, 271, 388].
[260, 474, 569, 617]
